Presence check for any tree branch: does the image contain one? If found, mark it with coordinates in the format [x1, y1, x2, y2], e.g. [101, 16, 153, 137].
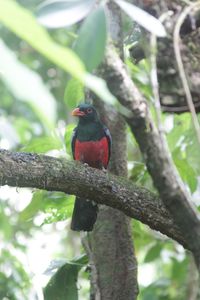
[90, 1, 138, 299]
[0, 149, 187, 249]
[99, 46, 200, 269]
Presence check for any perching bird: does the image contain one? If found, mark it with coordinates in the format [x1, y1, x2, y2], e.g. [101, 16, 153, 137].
[71, 103, 112, 231]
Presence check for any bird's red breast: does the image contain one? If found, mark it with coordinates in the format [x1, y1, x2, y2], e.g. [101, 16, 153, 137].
[74, 137, 109, 169]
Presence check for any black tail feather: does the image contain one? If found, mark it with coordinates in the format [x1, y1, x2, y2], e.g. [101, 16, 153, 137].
[70, 197, 98, 231]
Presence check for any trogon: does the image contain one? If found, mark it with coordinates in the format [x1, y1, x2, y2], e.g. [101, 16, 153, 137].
[71, 103, 112, 231]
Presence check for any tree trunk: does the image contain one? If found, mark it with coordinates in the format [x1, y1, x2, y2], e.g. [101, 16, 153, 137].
[131, 0, 200, 112]
[86, 2, 138, 299]
[88, 110, 138, 300]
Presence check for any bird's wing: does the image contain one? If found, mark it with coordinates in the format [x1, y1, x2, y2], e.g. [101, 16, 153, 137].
[104, 126, 112, 163]
[71, 127, 77, 160]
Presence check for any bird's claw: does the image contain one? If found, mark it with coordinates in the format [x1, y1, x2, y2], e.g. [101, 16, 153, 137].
[102, 167, 107, 173]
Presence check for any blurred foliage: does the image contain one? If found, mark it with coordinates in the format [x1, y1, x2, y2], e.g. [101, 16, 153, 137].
[73, 6, 107, 72]
[0, 0, 199, 300]
[19, 191, 74, 224]
[43, 254, 88, 300]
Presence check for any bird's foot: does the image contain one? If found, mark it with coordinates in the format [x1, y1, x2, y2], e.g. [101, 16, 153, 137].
[102, 167, 107, 174]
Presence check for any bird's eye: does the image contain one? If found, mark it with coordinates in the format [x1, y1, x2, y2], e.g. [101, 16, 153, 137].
[87, 108, 92, 113]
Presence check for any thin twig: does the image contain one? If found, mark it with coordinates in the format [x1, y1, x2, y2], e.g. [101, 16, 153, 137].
[150, 34, 164, 137]
[173, 2, 200, 145]
[185, 253, 199, 300]
[150, 12, 172, 141]
[81, 234, 101, 300]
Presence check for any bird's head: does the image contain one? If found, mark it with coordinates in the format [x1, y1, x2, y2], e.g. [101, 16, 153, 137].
[71, 104, 98, 123]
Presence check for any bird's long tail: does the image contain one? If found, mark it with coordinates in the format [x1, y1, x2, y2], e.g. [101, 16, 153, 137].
[70, 197, 98, 231]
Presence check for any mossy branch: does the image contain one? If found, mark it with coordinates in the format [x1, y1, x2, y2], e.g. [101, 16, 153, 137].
[0, 149, 187, 249]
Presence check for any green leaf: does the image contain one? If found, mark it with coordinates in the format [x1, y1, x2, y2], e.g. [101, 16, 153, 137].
[130, 163, 146, 183]
[167, 113, 191, 152]
[171, 257, 188, 282]
[142, 291, 159, 300]
[84, 74, 116, 105]
[64, 78, 84, 109]
[0, 39, 57, 130]
[186, 139, 200, 175]
[19, 191, 45, 222]
[185, 130, 200, 175]
[72, 253, 88, 266]
[21, 136, 62, 153]
[43, 254, 88, 300]
[37, 0, 95, 28]
[144, 243, 162, 263]
[126, 58, 152, 100]
[74, 6, 107, 72]
[45, 254, 88, 276]
[114, 0, 166, 37]
[132, 220, 154, 251]
[0, 0, 115, 107]
[19, 191, 74, 223]
[44, 264, 78, 300]
[174, 158, 197, 193]
[0, 249, 31, 298]
[64, 124, 76, 156]
[0, 0, 85, 80]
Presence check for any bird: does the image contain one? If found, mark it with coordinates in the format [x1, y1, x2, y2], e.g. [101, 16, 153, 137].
[70, 103, 112, 231]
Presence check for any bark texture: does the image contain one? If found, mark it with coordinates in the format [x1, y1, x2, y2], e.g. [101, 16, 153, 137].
[0, 149, 187, 248]
[88, 3, 138, 299]
[99, 46, 200, 269]
[131, 0, 200, 112]
[89, 103, 138, 300]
